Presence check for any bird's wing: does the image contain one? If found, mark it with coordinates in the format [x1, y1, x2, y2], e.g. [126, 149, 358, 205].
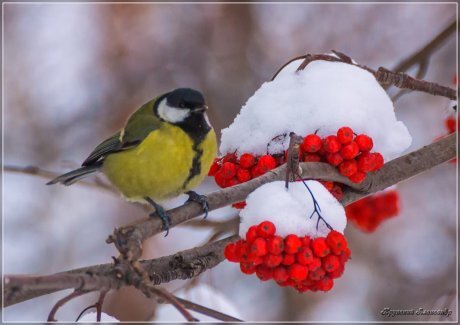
[82, 101, 163, 167]
[81, 131, 125, 166]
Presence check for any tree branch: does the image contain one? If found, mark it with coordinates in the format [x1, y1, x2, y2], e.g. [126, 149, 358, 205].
[392, 20, 456, 73]
[4, 235, 238, 307]
[272, 51, 456, 100]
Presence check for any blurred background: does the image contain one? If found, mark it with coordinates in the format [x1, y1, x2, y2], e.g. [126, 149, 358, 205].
[3, 2, 457, 322]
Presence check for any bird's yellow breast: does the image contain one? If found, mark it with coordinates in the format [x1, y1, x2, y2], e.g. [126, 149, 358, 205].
[102, 124, 216, 201]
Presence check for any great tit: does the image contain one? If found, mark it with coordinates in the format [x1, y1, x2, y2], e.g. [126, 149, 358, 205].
[48, 88, 217, 233]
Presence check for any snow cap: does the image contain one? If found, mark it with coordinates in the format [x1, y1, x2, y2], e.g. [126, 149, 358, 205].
[221, 60, 412, 161]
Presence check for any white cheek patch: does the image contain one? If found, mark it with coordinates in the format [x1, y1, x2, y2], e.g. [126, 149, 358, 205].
[204, 113, 211, 126]
[157, 99, 190, 123]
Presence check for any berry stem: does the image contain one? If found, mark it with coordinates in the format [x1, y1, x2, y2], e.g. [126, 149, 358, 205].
[295, 171, 333, 231]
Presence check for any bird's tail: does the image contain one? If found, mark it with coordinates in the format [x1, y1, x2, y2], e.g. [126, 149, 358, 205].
[46, 163, 102, 186]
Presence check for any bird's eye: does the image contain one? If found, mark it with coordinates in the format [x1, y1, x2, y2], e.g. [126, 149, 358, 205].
[179, 102, 185, 108]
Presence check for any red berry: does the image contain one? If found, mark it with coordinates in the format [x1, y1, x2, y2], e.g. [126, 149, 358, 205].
[232, 201, 247, 209]
[220, 162, 237, 179]
[252, 256, 264, 266]
[240, 263, 256, 274]
[317, 276, 334, 291]
[349, 171, 366, 183]
[357, 152, 375, 172]
[303, 153, 322, 162]
[301, 236, 311, 247]
[267, 236, 284, 255]
[264, 254, 283, 268]
[323, 135, 341, 153]
[355, 134, 373, 152]
[288, 264, 308, 281]
[222, 153, 237, 163]
[257, 221, 276, 238]
[251, 166, 262, 178]
[236, 168, 251, 183]
[226, 178, 238, 187]
[282, 254, 296, 266]
[330, 183, 343, 200]
[235, 241, 250, 262]
[245, 226, 258, 243]
[257, 155, 277, 174]
[328, 264, 344, 279]
[214, 170, 229, 188]
[445, 116, 457, 134]
[319, 181, 334, 191]
[239, 153, 256, 169]
[255, 265, 273, 281]
[326, 230, 348, 255]
[372, 153, 384, 171]
[337, 127, 354, 144]
[301, 134, 322, 152]
[208, 159, 220, 176]
[296, 247, 314, 265]
[340, 141, 360, 159]
[249, 238, 267, 257]
[338, 160, 358, 177]
[272, 266, 289, 283]
[308, 257, 322, 271]
[284, 234, 302, 254]
[277, 279, 295, 287]
[224, 243, 239, 262]
[308, 266, 326, 281]
[326, 153, 343, 166]
[311, 237, 331, 257]
[322, 254, 340, 272]
[339, 248, 351, 264]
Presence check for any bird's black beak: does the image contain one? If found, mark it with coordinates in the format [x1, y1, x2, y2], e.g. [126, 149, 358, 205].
[193, 105, 208, 113]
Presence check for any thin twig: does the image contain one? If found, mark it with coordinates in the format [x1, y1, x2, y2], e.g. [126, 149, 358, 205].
[47, 290, 91, 322]
[174, 296, 243, 322]
[146, 286, 198, 322]
[4, 164, 118, 195]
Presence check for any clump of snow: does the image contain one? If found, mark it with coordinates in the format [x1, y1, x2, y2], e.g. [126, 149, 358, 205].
[78, 312, 119, 323]
[154, 283, 242, 322]
[239, 181, 346, 238]
[220, 59, 412, 161]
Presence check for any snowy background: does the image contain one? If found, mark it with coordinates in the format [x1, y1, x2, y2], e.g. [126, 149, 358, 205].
[3, 3, 457, 322]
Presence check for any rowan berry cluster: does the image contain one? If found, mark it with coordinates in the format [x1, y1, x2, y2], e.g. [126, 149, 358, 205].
[345, 190, 399, 232]
[224, 221, 350, 293]
[209, 127, 384, 208]
[300, 127, 383, 184]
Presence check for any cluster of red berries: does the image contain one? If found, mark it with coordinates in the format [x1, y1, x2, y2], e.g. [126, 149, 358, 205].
[209, 127, 383, 208]
[224, 221, 351, 293]
[299, 127, 383, 183]
[345, 190, 400, 232]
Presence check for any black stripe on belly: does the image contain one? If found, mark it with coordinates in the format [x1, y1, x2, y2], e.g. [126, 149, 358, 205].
[182, 140, 203, 190]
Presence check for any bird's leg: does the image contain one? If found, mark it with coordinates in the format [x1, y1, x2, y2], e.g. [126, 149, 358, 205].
[144, 197, 171, 236]
[185, 191, 209, 219]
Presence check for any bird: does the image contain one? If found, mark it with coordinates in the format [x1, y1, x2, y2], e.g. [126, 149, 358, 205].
[47, 88, 217, 234]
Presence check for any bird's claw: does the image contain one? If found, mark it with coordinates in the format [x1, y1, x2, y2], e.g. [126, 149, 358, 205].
[145, 197, 171, 237]
[186, 191, 209, 219]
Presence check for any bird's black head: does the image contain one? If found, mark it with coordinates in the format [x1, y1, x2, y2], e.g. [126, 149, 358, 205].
[166, 88, 207, 112]
[155, 88, 211, 141]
